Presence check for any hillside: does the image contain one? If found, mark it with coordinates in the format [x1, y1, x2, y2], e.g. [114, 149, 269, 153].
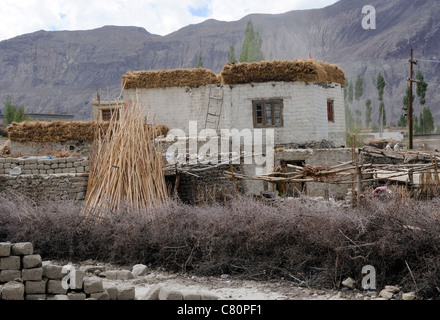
[0, 0, 439, 124]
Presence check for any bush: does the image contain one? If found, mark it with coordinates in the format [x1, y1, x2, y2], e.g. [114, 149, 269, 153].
[0, 191, 439, 299]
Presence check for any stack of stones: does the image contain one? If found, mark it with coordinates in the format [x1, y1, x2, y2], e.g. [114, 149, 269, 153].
[0, 242, 135, 300]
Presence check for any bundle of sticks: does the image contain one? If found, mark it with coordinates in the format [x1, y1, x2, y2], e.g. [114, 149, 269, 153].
[83, 97, 168, 218]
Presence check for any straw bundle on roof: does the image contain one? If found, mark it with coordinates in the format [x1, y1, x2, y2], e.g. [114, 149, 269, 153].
[7, 121, 169, 143]
[122, 68, 220, 89]
[220, 59, 345, 85]
[7, 121, 108, 143]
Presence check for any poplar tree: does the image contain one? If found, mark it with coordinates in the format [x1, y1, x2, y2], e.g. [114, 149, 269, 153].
[239, 19, 265, 63]
[227, 45, 237, 64]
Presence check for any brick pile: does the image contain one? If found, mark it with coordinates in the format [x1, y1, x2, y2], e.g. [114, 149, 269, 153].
[0, 242, 135, 300]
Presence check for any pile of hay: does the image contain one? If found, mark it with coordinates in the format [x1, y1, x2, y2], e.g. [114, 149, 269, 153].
[122, 60, 345, 90]
[7, 121, 107, 143]
[7, 121, 169, 143]
[122, 68, 220, 89]
[220, 59, 345, 85]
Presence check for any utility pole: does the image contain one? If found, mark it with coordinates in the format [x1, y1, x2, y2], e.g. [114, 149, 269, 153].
[407, 49, 418, 149]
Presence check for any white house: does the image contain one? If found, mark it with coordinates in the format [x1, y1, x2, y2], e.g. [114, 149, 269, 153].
[122, 59, 346, 195]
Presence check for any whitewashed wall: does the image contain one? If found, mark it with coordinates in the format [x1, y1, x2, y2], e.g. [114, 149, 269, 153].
[124, 81, 345, 147]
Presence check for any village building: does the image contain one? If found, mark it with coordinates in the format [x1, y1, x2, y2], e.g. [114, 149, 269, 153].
[121, 59, 348, 198]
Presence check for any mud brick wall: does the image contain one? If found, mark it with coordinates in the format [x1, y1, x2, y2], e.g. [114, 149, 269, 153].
[0, 242, 134, 300]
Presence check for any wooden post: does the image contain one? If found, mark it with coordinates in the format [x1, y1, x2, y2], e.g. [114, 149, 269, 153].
[407, 49, 418, 150]
[230, 160, 239, 194]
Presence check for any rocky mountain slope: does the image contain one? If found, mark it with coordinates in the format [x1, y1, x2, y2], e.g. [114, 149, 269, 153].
[0, 0, 439, 124]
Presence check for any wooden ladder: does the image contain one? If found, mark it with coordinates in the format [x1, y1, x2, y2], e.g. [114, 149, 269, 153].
[204, 86, 224, 131]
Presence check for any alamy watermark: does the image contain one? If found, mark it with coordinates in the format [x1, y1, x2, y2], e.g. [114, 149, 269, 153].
[165, 121, 275, 172]
[361, 265, 377, 290]
[362, 5, 376, 30]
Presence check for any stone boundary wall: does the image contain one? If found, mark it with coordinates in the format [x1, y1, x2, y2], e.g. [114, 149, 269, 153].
[0, 173, 89, 201]
[0, 157, 90, 202]
[0, 242, 136, 301]
[0, 157, 89, 175]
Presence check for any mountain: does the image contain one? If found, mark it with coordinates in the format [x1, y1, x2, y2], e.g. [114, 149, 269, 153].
[0, 0, 439, 125]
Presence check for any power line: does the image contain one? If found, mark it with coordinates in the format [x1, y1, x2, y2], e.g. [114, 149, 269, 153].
[415, 58, 440, 63]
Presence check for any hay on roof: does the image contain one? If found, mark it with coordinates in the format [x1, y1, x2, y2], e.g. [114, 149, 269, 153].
[7, 121, 169, 143]
[220, 59, 345, 85]
[122, 68, 220, 89]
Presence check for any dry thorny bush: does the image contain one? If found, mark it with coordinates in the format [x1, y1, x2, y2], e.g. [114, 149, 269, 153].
[0, 190, 440, 299]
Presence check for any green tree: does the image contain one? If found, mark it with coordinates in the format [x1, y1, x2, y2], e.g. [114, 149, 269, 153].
[414, 115, 420, 134]
[421, 106, 434, 134]
[365, 99, 372, 128]
[416, 71, 428, 105]
[347, 80, 354, 104]
[376, 73, 386, 101]
[397, 114, 407, 127]
[378, 102, 386, 127]
[345, 103, 354, 129]
[355, 74, 364, 101]
[196, 55, 203, 68]
[355, 109, 362, 128]
[227, 45, 237, 64]
[3, 97, 27, 125]
[239, 19, 265, 63]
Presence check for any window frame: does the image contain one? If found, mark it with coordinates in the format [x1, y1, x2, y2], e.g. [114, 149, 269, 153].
[101, 108, 120, 121]
[327, 99, 335, 123]
[252, 99, 284, 128]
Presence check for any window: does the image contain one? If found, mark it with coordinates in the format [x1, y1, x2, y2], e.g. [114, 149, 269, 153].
[327, 99, 335, 123]
[101, 109, 120, 121]
[252, 100, 283, 128]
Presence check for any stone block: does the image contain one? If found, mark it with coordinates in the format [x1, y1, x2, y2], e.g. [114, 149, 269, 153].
[25, 294, 47, 300]
[158, 287, 183, 300]
[132, 264, 149, 277]
[83, 276, 103, 294]
[103, 282, 118, 300]
[1, 281, 24, 300]
[184, 292, 201, 300]
[55, 295, 69, 300]
[0, 256, 21, 270]
[25, 280, 47, 294]
[47, 280, 68, 295]
[104, 270, 134, 280]
[141, 285, 162, 300]
[22, 267, 43, 281]
[0, 243, 11, 257]
[0, 270, 21, 282]
[11, 242, 33, 255]
[201, 293, 219, 300]
[43, 264, 64, 279]
[90, 290, 110, 300]
[68, 292, 87, 300]
[117, 284, 136, 300]
[22, 254, 42, 269]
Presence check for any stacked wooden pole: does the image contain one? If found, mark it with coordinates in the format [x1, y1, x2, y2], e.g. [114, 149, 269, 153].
[83, 97, 168, 218]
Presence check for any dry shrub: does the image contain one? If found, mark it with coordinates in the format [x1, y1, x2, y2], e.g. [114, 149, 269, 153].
[1, 191, 439, 299]
[220, 59, 345, 85]
[122, 68, 220, 89]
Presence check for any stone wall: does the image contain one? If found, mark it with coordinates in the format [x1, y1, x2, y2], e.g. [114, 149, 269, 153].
[0, 157, 89, 202]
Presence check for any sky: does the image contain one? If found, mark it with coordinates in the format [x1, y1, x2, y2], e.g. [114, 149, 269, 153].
[0, 0, 339, 41]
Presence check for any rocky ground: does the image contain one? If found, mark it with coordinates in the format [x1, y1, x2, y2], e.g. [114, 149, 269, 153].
[52, 259, 417, 301]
